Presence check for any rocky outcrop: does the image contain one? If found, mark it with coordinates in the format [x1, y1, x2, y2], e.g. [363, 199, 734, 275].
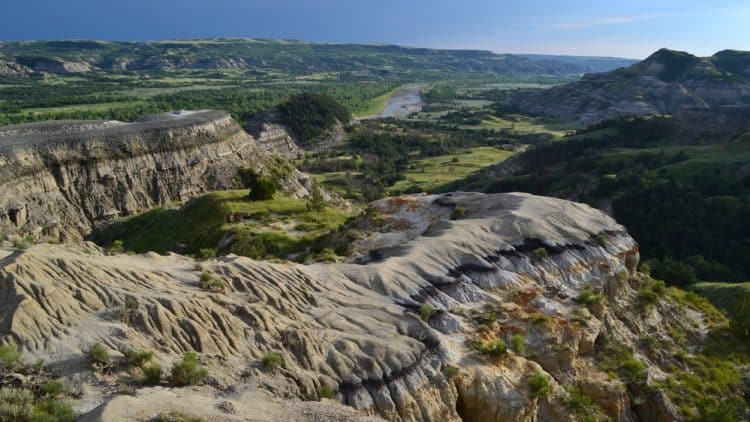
[508, 49, 750, 124]
[243, 111, 302, 159]
[244, 111, 346, 158]
[15, 57, 95, 74]
[0, 56, 32, 77]
[0, 111, 312, 240]
[0, 192, 711, 420]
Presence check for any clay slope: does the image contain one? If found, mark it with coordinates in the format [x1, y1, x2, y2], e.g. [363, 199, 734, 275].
[508, 48, 750, 124]
[0, 192, 710, 421]
[0, 111, 312, 240]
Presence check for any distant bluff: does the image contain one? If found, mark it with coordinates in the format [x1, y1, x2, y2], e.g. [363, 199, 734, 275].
[507, 48, 750, 124]
[0, 110, 313, 240]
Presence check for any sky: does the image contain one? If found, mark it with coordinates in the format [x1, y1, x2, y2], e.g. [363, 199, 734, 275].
[1, 0, 748, 58]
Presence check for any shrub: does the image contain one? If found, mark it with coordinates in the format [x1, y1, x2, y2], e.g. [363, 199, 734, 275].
[318, 386, 336, 400]
[599, 342, 647, 383]
[31, 399, 76, 422]
[247, 176, 277, 201]
[442, 365, 459, 379]
[566, 386, 593, 411]
[169, 353, 207, 387]
[478, 340, 507, 358]
[198, 272, 226, 293]
[450, 206, 466, 220]
[0, 342, 23, 371]
[262, 352, 283, 370]
[121, 297, 138, 323]
[510, 335, 526, 355]
[637, 277, 667, 310]
[197, 248, 216, 260]
[418, 304, 437, 321]
[87, 343, 110, 369]
[528, 371, 552, 397]
[0, 387, 33, 420]
[238, 167, 259, 189]
[123, 348, 154, 368]
[532, 247, 548, 259]
[306, 184, 326, 212]
[142, 363, 163, 385]
[12, 239, 31, 250]
[38, 380, 71, 399]
[576, 286, 604, 307]
[596, 234, 607, 246]
[107, 240, 124, 254]
[731, 297, 750, 338]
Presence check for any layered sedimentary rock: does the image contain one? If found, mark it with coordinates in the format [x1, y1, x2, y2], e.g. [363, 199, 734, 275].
[0, 192, 706, 421]
[508, 49, 750, 124]
[0, 111, 312, 240]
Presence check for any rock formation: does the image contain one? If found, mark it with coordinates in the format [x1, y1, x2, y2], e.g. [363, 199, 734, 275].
[0, 111, 312, 240]
[508, 49, 750, 124]
[0, 192, 710, 420]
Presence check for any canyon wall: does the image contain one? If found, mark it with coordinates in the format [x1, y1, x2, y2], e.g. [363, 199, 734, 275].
[0, 110, 311, 240]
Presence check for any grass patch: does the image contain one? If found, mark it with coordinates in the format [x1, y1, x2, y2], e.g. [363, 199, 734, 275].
[318, 386, 336, 400]
[87, 343, 110, 371]
[477, 339, 507, 358]
[388, 147, 514, 194]
[528, 371, 552, 398]
[262, 352, 284, 370]
[418, 304, 438, 321]
[169, 352, 207, 387]
[91, 190, 353, 261]
[198, 272, 227, 293]
[142, 363, 163, 385]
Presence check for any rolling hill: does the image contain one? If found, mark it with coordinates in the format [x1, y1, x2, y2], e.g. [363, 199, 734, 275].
[507, 48, 750, 124]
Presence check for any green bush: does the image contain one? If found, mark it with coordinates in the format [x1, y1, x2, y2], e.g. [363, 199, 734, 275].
[418, 304, 438, 321]
[319, 386, 336, 400]
[576, 285, 605, 307]
[532, 247, 548, 259]
[442, 365, 460, 379]
[306, 184, 327, 212]
[30, 399, 76, 422]
[87, 343, 110, 369]
[38, 380, 71, 399]
[247, 176, 277, 201]
[198, 272, 226, 293]
[0, 342, 23, 371]
[142, 363, 163, 385]
[450, 206, 466, 220]
[197, 248, 216, 260]
[478, 340, 507, 358]
[598, 342, 647, 383]
[510, 335, 526, 355]
[262, 352, 283, 370]
[0, 387, 33, 420]
[107, 240, 124, 254]
[169, 353, 207, 387]
[123, 348, 154, 368]
[528, 371, 552, 397]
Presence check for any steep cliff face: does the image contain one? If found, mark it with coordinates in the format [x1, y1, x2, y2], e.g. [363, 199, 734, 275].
[0, 111, 311, 240]
[0, 192, 718, 421]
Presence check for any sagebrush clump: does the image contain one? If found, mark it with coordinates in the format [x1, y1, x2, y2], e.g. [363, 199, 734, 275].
[169, 352, 207, 387]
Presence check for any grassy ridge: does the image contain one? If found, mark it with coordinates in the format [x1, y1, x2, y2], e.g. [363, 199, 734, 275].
[91, 191, 353, 261]
[690, 282, 750, 313]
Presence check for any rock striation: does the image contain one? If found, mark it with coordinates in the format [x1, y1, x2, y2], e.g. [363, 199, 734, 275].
[0, 192, 709, 421]
[0, 111, 312, 240]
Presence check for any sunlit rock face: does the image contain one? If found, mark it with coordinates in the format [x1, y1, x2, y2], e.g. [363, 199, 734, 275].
[0, 111, 311, 240]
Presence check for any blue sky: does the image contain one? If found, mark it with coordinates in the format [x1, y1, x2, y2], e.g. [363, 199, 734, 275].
[1, 0, 748, 58]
